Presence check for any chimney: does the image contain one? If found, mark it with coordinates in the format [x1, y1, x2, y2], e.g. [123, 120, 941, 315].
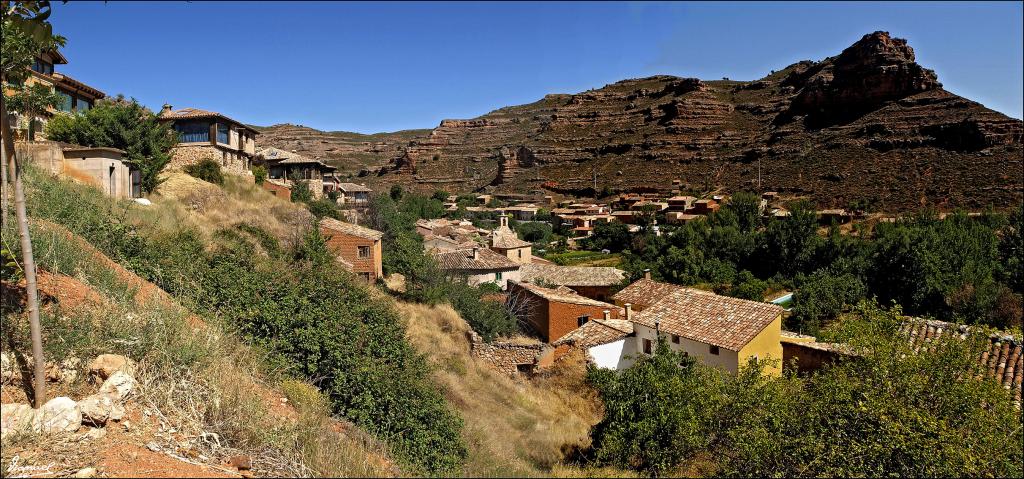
[643, 268, 651, 280]
[499, 214, 509, 228]
[160, 103, 172, 114]
[602, 310, 610, 321]
[472, 247, 479, 260]
[624, 303, 632, 321]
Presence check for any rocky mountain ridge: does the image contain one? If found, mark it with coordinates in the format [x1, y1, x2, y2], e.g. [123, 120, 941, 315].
[259, 32, 1022, 211]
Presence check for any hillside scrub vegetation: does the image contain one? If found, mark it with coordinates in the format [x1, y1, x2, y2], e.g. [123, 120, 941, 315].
[367, 192, 519, 341]
[614, 191, 1023, 334]
[9, 167, 467, 475]
[583, 301, 1023, 477]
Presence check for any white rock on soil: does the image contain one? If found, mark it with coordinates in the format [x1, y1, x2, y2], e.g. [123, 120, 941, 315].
[73, 467, 98, 478]
[1, 403, 36, 439]
[1, 352, 14, 383]
[88, 354, 135, 381]
[99, 370, 136, 401]
[34, 396, 82, 434]
[78, 393, 126, 426]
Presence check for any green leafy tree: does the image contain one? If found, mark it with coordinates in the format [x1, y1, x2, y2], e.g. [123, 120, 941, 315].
[44, 96, 177, 193]
[584, 220, 631, 252]
[728, 270, 768, 301]
[1001, 205, 1023, 293]
[5, 82, 61, 140]
[251, 164, 267, 185]
[757, 201, 820, 277]
[289, 179, 313, 203]
[722, 191, 762, 233]
[588, 338, 720, 477]
[789, 268, 866, 334]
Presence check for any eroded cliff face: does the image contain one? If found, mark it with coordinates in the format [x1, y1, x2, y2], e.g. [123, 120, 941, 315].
[253, 124, 429, 176]
[264, 32, 1023, 211]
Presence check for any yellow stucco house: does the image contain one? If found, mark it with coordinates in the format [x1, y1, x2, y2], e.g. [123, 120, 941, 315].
[610, 277, 785, 376]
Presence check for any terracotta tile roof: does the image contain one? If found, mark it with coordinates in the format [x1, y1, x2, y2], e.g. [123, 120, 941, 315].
[319, 217, 383, 241]
[490, 226, 532, 249]
[900, 318, 1022, 403]
[159, 107, 260, 134]
[554, 318, 634, 348]
[612, 278, 691, 310]
[633, 289, 783, 351]
[512, 281, 624, 310]
[256, 147, 327, 166]
[519, 263, 625, 287]
[432, 248, 519, 271]
[337, 183, 372, 192]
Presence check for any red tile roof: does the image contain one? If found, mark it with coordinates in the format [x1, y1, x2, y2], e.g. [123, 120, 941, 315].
[159, 107, 260, 134]
[901, 318, 1022, 403]
[553, 319, 634, 348]
[319, 217, 383, 241]
[519, 263, 625, 287]
[511, 281, 624, 310]
[432, 248, 519, 271]
[633, 288, 783, 351]
[612, 278, 689, 310]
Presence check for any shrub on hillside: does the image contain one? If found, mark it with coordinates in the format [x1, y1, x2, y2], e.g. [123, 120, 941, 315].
[44, 96, 177, 194]
[183, 158, 225, 185]
[252, 165, 268, 185]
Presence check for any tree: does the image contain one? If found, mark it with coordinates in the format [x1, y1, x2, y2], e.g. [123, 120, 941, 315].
[1001, 205, 1023, 293]
[757, 200, 820, 277]
[251, 164, 267, 185]
[182, 158, 223, 185]
[789, 268, 866, 334]
[588, 337, 720, 477]
[584, 220, 631, 252]
[722, 191, 761, 233]
[44, 96, 177, 193]
[0, 0, 64, 408]
[5, 82, 61, 140]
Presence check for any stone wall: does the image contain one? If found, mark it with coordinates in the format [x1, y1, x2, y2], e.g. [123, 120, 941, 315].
[467, 331, 552, 376]
[168, 144, 250, 175]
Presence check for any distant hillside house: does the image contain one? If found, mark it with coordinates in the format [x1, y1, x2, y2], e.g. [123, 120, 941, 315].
[7, 49, 105, 140]
[319, 218, 384, 283]
[337, 182, 372, 207]
[519, 263, 625, 302]
[254, 147, 337, 199]
[432, 247, 521, 289]
[506, 280, 624, 343]
[159, 105, 259, 174]
[489, 215, 532, 264]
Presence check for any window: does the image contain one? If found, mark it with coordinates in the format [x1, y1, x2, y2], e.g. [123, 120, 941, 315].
[216, 122, 230, 144]
[709, 345, 720, 355]
[671, 334, 680, 344]
[577, 315, 589, 327]
[358, 245, 371, 258]
[32, 58, 54, 75]
[495, 271, 503, 280]
[518, 250, 523, 258]
[174, 121, 210, 143]
[56, 89, 73, 112]
[359, 272, 371, 282]
[77, 99, 91, 112]
[643, 338, 653, 355]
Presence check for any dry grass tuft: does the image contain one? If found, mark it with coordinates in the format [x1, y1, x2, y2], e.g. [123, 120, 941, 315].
[147, 172, 313, 250]
[400, 301, 623, 477]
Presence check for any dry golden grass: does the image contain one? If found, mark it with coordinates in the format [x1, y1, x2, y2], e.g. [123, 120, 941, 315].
[145, 172, 313, 250]
[400, 302, 632, 478]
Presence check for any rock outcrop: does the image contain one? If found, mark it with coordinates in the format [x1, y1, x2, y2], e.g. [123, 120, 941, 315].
[268, 32, 1023, 211]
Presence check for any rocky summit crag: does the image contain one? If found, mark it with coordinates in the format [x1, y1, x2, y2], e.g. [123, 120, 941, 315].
[261, 32, 1023, 211]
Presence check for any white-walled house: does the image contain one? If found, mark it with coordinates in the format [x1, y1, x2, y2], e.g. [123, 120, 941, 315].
[431, 247, 521, 289]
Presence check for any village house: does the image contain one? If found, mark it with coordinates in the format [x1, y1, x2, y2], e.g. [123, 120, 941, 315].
[506, 280, 624, 343]
[16, 141, 139, 199]
[337, 182, 373, 207]
[610, 280, 784, 375]
[687, 198, 720, 215]
[667, 195, 697, 212]
[552, 313, 635, 369]
[159, 105, 259, 174]
[254, 147, 336, 198]
[665, 212, 701, 224]
[319, 217, 384, 283]
[611, 272, 687, 311]
[432, 247, 521, 289]
[489, 215, 533, 264]
[7, 49, 105, 140]
[519, 263, 625, 302]
[501, 204, 540, 222]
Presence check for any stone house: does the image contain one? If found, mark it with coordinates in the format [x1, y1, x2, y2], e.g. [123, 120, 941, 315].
[432, 247, 521, 289]
[254, 147, 336, 198]
[6, 49, 105, 140]
[337, 182, 372, 207]
[489, 215, 532, 264]
[519, 263, 626, 302]
[506, 280, 624, 343]
[319, 217, 384, 283]
[159, 105, 259, 174]
[686, 199, 720, 215]
[667, 195, 697, 212]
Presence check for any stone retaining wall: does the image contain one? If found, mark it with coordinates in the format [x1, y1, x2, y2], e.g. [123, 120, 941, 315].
[467, 331, 552, 376]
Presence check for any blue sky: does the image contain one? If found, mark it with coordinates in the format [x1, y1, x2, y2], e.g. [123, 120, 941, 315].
[51, 1, 1022, 132]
